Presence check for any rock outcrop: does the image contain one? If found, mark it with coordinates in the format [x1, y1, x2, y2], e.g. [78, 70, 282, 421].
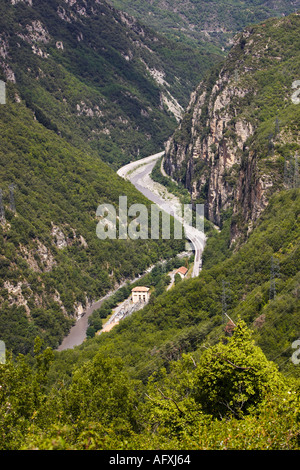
[164, 14, 300, 243]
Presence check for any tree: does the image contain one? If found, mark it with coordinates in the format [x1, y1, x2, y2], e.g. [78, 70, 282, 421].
[86, 326, 96, 339]
[193, 320, 284, 419]
[0, 337, 54, 450]
[59, 354, 140, 434]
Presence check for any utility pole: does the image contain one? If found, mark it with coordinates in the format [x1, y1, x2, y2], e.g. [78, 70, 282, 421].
[284, 156, 289, 188]
[221, 280, 237, 329]
[9, 184, 16, 213]
[293, 153, 299, 189]
[284, 155, 297, 189]
[274, 117, 280, 140]
[222, 280, 230, 324]
[0, 189, 5, 224]
[268, 133, 274, 156]
[269, 256, 280, 301]
[234, 70, 239, 84]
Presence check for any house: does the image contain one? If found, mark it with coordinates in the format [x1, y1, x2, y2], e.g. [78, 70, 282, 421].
[131, 286, 150, 304]
[175, 266, 188, 278]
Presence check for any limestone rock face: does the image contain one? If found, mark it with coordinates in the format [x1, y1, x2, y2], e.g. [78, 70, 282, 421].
[164, 17, 300, 242]
[164, 64, 264, 233]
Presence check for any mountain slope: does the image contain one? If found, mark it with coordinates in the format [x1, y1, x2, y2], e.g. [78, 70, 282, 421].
[0, 4, 299, 452]
[164, 12, 300, 243]
[48, 12, 300, 385]
[1, 0, 204, 354]
[108, 0, 300, 52]
[53, 187, 300, 382]
[0, 93, 186, 354]
[0, 0, 219, 168]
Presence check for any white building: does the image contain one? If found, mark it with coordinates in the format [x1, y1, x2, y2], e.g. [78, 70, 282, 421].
[131, 286, 150, 304]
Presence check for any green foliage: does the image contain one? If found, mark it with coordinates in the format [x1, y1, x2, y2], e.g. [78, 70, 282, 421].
[0, 187, 299, 449]
[0, 0, 217, 169]
[0, 1, 299, 452]
[0, 337, 54, 450]
[202, 217, 232, 269]
[193, 321, 284, 418]
[0, 91, 184, 354]
[150, 157, 191, 204]
[1, 325, 299, 450]
[108, 0, 299, 52]
[86, 326, 96, 339]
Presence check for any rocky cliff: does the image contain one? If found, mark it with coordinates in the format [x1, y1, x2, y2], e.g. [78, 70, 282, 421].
[164, 12, 300, 243]
[109, 0, 300, 52]
[1, 0, 195, 353]
[0, 0, 216, 169]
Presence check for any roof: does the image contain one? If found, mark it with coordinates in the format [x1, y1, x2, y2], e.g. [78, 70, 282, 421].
[132, 286, 150, 292]
[176, 266, 188, 275]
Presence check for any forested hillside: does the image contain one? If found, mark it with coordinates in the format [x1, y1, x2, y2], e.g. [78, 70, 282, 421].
[109, 0, 300, 52]
[164, 12, 300, 243]
[0, 2, 299, 452]
[0, 188, 299, 450]
[1, 0, 209, 354]
[0, 0, 218, 168]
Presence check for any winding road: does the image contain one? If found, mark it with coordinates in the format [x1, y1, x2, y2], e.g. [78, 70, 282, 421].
[117, 151, 206, 278]
[57, 151, 205, 351]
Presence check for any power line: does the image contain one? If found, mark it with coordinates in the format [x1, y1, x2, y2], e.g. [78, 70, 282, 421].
[9, 183, 16, 213]
[269, 256, 280, 300]
[284, 153, 300, 189]
[267, 133, 274, 156]
[293, 153, 299, 189]
[94, 238, 299, 381]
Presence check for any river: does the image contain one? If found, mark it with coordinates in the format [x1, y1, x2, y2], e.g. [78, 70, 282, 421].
[57, 277, 140, 351]
[57, 151, 205, 351]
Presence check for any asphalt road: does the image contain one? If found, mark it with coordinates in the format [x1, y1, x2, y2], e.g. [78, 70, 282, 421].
[57, 151, 205, 351]
[117, 151, 206, 277]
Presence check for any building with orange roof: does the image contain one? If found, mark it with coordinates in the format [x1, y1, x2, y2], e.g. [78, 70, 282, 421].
[175, 266, 188, 278]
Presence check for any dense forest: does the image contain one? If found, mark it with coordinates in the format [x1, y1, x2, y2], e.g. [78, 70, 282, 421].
[0, 0, 219, 168]
[0, 0, 211, 354]
[108, 0, 300, 51]
[161, 11, 300, 278]
[0, 171, 299, 450]
[0, 0, 299, 452]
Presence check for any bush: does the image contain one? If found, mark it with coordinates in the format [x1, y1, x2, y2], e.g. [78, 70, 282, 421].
[193, 321, 285, 419]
